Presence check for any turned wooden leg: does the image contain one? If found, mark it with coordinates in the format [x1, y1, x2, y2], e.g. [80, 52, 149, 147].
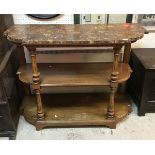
[36, 89, 44, 119]
[107, 45, 122, 118]
[108, 73, 118, 118]
[31, 53, 44, 120]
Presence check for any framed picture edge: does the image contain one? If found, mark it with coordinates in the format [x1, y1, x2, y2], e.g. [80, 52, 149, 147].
[133, 14, 155, 33]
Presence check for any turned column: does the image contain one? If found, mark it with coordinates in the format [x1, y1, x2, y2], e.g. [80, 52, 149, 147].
[16, 45, 31, 95]
[28, 47, 44, 119]
[118, 43, 131, 93]
[107, 45, 122, 118]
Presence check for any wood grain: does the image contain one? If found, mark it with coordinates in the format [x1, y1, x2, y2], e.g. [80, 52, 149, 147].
[4, 24, 144, 130]
[21, 93, 132, 130]
[17, 63, 132, 88]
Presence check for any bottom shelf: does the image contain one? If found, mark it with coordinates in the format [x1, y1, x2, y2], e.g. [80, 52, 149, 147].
[22, 93, 132, 130]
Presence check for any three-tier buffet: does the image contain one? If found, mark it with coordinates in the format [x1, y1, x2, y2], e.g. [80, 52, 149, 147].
[4, 24, 146, 130]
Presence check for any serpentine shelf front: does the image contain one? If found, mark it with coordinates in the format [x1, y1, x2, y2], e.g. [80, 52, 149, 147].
[17, 62, 132, 87]
[4, 23, 146, 129]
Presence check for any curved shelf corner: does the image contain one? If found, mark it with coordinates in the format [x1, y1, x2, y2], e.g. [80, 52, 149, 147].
[17, 62, 132, 88]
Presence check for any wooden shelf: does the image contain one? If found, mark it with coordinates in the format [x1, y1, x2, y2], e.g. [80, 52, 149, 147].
[5, 24, 145, 130]
[17, 62, 132, 87]
[21, 93, 132, 130]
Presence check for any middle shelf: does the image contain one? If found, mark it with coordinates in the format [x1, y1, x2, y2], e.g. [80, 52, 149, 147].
[17, 62, 132, 87]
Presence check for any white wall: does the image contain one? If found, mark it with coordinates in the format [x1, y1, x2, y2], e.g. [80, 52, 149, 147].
[132, 32, 155, 48]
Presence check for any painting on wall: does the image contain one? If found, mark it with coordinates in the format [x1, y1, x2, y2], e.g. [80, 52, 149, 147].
[134, 14, 155, 32]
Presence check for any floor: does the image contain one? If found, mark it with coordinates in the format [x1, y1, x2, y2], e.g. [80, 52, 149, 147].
[1, 101, 155, 140]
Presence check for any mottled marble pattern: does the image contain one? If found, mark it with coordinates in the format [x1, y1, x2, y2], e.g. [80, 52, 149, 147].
[4, 24, 146, 46]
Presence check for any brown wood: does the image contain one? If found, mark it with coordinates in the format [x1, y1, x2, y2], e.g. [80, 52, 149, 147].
[123, 43, 131, 63]
[4, 24, 145, 130]
[16, 45, 26, 66]
[107, 45, 122, 118]
[21, 93, 132, 130]
[119, 44, 131, 93]
[29, 47, 44, 119]
[16, 45, 30, 95]
[0, 15, 13, 54]
[0, 46, 15, 74]
[127, 48, 155, 116]
[36, 47, 114, 54]
[0, 14, 22, 140]
[17, 63, 132, 87]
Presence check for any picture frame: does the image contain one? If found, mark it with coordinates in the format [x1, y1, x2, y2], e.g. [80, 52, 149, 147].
[133, 14, 155, 32]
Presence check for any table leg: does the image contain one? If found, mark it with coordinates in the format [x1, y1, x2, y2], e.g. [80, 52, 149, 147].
[107, 46, 122, 118]
[16, 45, 31, 95]
[118, 43, 131, 93]
[123, 43, 131, 63]
[31, 53, 44, 119]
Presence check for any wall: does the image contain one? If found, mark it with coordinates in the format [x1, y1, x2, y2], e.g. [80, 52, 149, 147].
[132, 32, 155, 48]
[132, 14, 155, 48]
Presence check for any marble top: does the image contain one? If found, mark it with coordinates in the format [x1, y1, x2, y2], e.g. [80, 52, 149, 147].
[4, 24, 146, 46]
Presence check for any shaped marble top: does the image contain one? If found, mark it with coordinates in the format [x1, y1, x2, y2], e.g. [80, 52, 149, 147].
[4, 24, 146, 46]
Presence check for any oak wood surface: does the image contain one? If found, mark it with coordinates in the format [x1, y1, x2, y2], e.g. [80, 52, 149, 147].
[4, 23, 145, 130]
[108, 46, 122, 118]
[123, 43, 131, 63]
[21, 93, 131, 130]
[17, 62, 132, 87]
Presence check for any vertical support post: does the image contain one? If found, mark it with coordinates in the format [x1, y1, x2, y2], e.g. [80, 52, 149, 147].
[118, 43, 131, 93]
[107, 45, 122, 118]
[28, 47, 44, 120]
[123, 43, 131, 63]
[16, 45, 31, 95]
